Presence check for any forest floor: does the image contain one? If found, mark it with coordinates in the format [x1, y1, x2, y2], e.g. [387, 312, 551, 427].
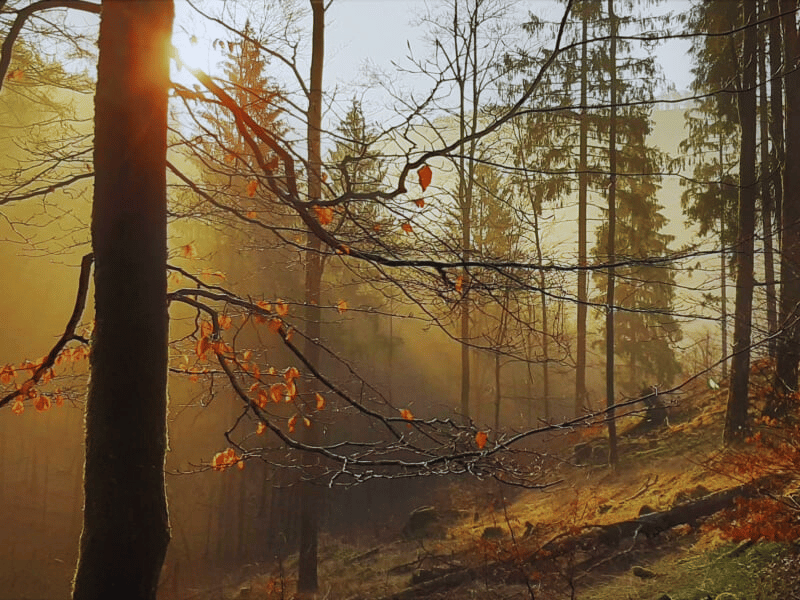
[197, 362, 800, 600]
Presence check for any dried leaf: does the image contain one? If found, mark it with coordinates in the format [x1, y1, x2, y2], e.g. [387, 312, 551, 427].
[275, 299, 289, 316]
[256, 421, 267, 435]
[400, 408, 414, 421]
[401, 222, 413, 234]
[417, 164, 432, 191]
[475, 431, 488, 450]
[246, 179, 258, 198]
[11, 398, 24, 415]
[288, 414, 298, 433]
[315, 392, 326, 410]
[181, 242, 198, 259]
[337, 299, 348, 314]
[314, 205, 334, 225]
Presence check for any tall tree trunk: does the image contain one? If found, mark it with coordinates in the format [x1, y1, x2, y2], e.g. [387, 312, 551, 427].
[758, 0, 777, 356]
[771, 0, 800, 416]
[298, 0, 325, 593]
[720, 140, 728, 380]
[605, 0, 619, 467]
[769, 0, 785, 247]
[73, 1, 173, 598]
[724, 0, 757, 444]
[576, 15, 589, 418]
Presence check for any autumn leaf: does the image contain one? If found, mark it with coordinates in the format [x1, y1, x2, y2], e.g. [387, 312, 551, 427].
[0, 364, 15, 384]
[219, 314, 232, 330]
[246, 179, 258, 198]
[242, 350, 253, 362]
[275, 299, 289, 316]
[303, 417, 311, 428]
[475, 431, 488, 450]
[246, 210, 258, 219]
[401, 222, 413, 234]
[285, 379, 297, 400]
[256, 421, 267, 435]
[269, 383, 287, 403]
[413, 198, 425, 208]
[417, 164, 432, 191]
[224, 153, 236, 164]
[35, 394, 51, 413]
[7, 69, 24, 82]
[237, 460, 245, 470]
[268, 318, 283, 333]
[400, 408, 414, 421]
[314, 205, 334, 225]
[181, 242, 198, 259]
[284, 366, 300, 383]
[336, 244, 350, 255]
[337, 299, 348, 314]
[315, 392, 326, 411]
[455, 275, 464, 293]
[288, 414, 298, 433]
[256, 388, 269, 408]
[54, 391, 65, 407]
[195, 336, 212, 359]
[11, 399, 24, 415]
[212, 447, 240, 471]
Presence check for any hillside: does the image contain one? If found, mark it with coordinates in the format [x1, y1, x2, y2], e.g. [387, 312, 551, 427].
[189, 365, 800, 600]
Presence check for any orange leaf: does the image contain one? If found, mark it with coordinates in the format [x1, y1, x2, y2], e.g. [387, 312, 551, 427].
[35, 394, 51, 413]
[246, 179, 259, 197]
[195, 336, 212, 359]
[7, 69, 24, 82]
[246, 210, 258, 219]
[475, 431, 488, 450]
[413, 198, 425, 208]
[256, 388, 269, 408]
[268, 318, 283, 333]
[219, 314, 232, 330]
[337, 299, 348, 314]
[200, 320, 214, 338]
[417, 164, 432, 191]
[401, 222, 413, 234]
[181, 242, 198, 259]
[237, 460, 245, 470]
[269, 383, 287, 403]
[256, 421, 267, 435]
[212, 447, 240, 471]
[288, 414, 298, 433]
[0, 364, 15, 384]
[224, 153, 236, 163]
[314, 206, 334, 225]
[284, 366, 300, 383]
[455, 275, 464, 293]
[11, 398, 24, 415]
[275, 299, 289, 316]
[303, 417, 311, 428]
[400, 408, 414, 421]
[285, 379, 297, 400]
[315, 392, 326, 410]
[54, 392, 65, 407]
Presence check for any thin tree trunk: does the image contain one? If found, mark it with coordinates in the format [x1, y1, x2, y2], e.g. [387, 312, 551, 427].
[298, 0, 325, 593]
[720, 142, 728, 380]
[576, 15, 589, 418]
[73, 1, 173, 598]
[771, 0, 800, 416]
[758, 0, 777, 355]
[769, 0, 785, 248]
[605, 0, 619, 467]
[724, 0, 757, 444]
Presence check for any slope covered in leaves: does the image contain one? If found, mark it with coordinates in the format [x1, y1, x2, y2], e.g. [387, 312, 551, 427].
[194, 366, 800, 600]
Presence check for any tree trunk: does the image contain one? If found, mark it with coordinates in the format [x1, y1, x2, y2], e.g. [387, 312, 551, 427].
[771, 0, 800, 416]
[576, 15, 589, 418]
[758, 0, 777, 356]
[72, 1, 173, 598]
[769, 0, 785, 247]
[605, 0, 619, 467]
[724, 0, 757, 444]
[298, 0, 325, 593]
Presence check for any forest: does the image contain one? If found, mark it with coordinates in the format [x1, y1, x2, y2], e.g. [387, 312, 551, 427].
[1, 0, 800, 599]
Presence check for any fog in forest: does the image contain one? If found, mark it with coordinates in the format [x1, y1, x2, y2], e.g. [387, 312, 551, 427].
[2, 1, 800, 599]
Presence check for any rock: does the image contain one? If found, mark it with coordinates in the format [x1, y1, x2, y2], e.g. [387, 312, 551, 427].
[632, 565, 657, 579]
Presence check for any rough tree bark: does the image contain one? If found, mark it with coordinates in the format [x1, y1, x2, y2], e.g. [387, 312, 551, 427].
[298, 0, 325, 594]
[72, 1, 174, 599]
[771, 0, 800, 416]
[724, 0, 757, 444]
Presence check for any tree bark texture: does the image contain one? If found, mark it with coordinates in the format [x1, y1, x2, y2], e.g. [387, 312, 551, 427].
[73, 1, 173, 598]
[724, 0, 757, 444]
[772, 0, 800, 415]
